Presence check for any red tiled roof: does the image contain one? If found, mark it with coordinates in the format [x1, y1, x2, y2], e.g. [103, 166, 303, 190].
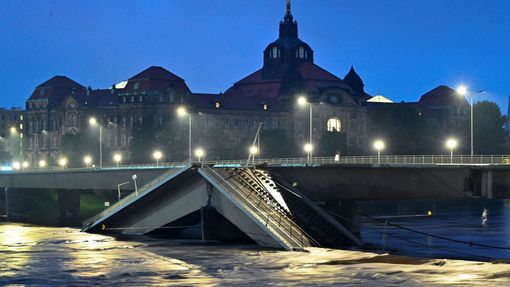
[123, 66, 190, 93]
[418, 85, 468, 106]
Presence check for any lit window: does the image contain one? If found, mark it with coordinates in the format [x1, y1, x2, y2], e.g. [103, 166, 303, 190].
[327, 118, 341, 132]
[20, 115, 23, 121]
[263, 103, 268, 111]
[215, 101, 221, 109]
[296, 46, 307, 59]
[270, 47, 279, 59]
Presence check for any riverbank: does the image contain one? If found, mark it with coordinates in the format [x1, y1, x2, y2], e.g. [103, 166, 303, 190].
[1, 223, 509, 286]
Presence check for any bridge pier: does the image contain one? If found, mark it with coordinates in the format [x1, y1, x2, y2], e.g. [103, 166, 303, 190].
[57, 190, 81, 226]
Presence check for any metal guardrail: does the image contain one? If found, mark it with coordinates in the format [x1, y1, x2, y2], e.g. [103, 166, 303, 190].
[5, 154, 510, 173]
[202, 166, 310, 250]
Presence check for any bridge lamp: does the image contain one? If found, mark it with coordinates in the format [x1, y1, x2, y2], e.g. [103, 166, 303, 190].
[297, 95, 313, 156]
[58, 157, 68, 168]
[194, 148, 205, 162]
[177, 106, 192, 163]
[38, 160, 47, 168]
[303, 143, 314, 164]
[22, 161, 29, 169]
[446, 138, 458, 163]
[83, 155, 93, 168]
[153, 150, 163, 166]
[113, 153, 122, 167]
[12, 161, 20, 170]
[373, 139, 385, 164]
[456, 85, 468, 96]
[249, 145, 259, 155]
[9, 126, 17, 134]
[89, 116, 104, 169]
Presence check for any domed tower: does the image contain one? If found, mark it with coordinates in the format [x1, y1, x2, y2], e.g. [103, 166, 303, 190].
[262, 0, 314, 80]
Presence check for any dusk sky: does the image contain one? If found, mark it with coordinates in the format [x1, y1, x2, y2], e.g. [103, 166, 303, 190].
[1, 0, 509, 113]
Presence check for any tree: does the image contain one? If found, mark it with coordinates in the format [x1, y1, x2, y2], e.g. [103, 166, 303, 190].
[59, 132, 97, 167]
[473, 101, 509, 154]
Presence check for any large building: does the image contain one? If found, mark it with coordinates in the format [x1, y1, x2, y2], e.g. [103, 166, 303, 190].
[22, 1, 468, 165]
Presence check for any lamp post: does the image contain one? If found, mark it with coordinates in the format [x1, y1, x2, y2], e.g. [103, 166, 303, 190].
[249, 145, 258, 166]
[113, 153, 122, 167]
[194, 148, 205, 163]
[153, 150, 163, 166]
[456, 86, 484, 157]
[58, 157, 68, 169]
[89, 117, 103, 168]
[303, 143, 314, 164]
[38, 160, 47, 168]
[446, 138, 458, 164]
[10, 126, 23, 163]
[132, 174, 138, 196]
[373, 139, 385, 164]
[83, 155, 93, 168]
[177, 107, 192, 163]
[297, 96, 313, 158]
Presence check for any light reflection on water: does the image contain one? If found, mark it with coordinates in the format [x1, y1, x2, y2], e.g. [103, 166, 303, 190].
[1, 223, 510, 286]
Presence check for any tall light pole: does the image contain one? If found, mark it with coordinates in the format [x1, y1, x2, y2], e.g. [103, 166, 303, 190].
[373, 139, 385, 164]
[89, 117, 103, 168]
[177, 107, 192, 163]
[446, 138, 458, 164]
[303, 143, 314, 164]
[456, 86, 484, 157]
[10, 127, 22, 162]
[297, 96, 313, 158]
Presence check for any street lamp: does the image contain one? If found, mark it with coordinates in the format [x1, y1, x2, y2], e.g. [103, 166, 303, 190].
[38, 160, 47, 168]
[297, 96, 313, 158]
[248, 145, 259, 165]
[373, 139, 385, 164]
[89, 117, 103, 168]
[12, 161, 20, 170]
[176, 106, 192, 163]
[9, 126, 23, 162]
[83, 155, 93, 168]
[113, 153, 122, 167]
[58, 157, 68, 169]
[153, 150, 163, 166]
[446, 138, 458, 163]
[194, 148, 205, 162]
[22, 161, 29, 169]
[456, 85, 485, 157]
[303, 143, 314, 164]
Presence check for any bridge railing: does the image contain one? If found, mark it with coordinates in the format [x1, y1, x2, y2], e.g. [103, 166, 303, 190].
[6, 154, 510, 173]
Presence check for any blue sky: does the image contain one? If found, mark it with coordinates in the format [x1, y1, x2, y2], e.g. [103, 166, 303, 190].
[1, 0, 509, 113]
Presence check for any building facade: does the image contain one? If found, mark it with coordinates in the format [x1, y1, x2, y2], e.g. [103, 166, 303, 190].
[21, 1, 468, 166]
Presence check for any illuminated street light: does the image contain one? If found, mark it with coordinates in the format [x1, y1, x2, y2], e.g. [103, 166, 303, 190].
[12, 161, 20, 170]
[9, 126, 17, 134]
[456, 85, 485, 157]
[89, 117, 103, 168]
[22, 161, 29, 169]
[176, 106, 192, 163]
[113, 153, 122, 167]
[297, 95, 313, 159]
[83, 155, 93, 168]
[303, 143, 314, 164]
[446, 138, 458, 163]
[58, 157, 68, 168]
[153, 150, 163, 166]
[194, 148, 205, 162]
[38, 160, 47, 168]
[373, 139, 385, 164]
[249, 145, 258, 156]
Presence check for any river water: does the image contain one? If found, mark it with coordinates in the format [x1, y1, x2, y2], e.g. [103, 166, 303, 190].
[1, 199, 510, 286]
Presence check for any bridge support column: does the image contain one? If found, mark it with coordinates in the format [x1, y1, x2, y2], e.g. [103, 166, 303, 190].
[481, 171, 494, 199]
[57, 190, 81, 226]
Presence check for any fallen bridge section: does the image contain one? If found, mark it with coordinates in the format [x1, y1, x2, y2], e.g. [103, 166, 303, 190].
[82, 166, 361, 250]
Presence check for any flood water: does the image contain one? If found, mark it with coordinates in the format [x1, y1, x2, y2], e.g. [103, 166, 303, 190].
[1, 224, 510, 285]
[358, 199, 510, 261]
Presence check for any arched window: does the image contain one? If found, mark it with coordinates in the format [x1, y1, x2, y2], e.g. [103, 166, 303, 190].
[270, 47, 280, 59]
[327, 118, 341, 132]
[296, 46, 307, 59]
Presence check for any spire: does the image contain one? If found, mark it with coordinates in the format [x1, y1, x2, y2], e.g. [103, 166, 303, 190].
[279, 0, 297, 37]
[285, 0, 293, 21]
